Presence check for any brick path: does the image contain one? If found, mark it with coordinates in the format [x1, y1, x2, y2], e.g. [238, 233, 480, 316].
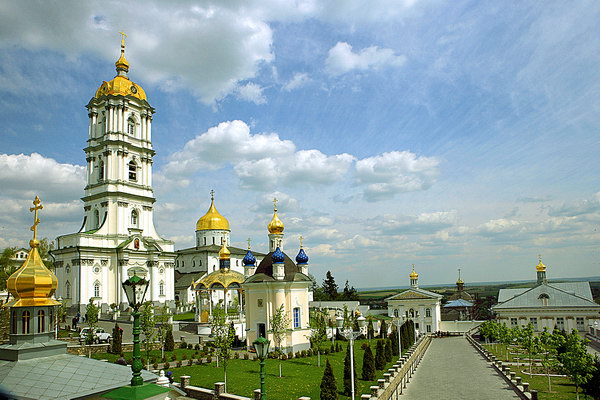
[401, 336, 519, 400]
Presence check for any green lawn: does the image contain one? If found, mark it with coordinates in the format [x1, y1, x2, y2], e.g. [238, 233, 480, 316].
[172, 339, 403, 400]
[173, 312, 195, 321]
[482, 343, 578, 400]
[92, 347, 203, 363]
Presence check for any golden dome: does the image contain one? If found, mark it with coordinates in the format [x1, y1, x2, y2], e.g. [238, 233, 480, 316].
[94, 33, 147, 101]
[219, 241, 231, 260]
[409, 265, 419, 279]
[193, 269, 245, 289]
[268, 198, 284, 234]
[536, 256, 546, 272]
[5, 197, 60, 308]
[196, 192, 230, 231]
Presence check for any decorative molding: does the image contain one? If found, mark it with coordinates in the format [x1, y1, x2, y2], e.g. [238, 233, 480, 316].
[118, 259, 129, 266]
[146, 261, 159, 268]
[100, 201, 108, 207]
[143, 206, 152, 211]
[118, 201, 129, 207]
[100, 260, 108, 266]
[84, 206, 91, 211]
[71, 259, 80, 266]
[164, 262, 175, 268]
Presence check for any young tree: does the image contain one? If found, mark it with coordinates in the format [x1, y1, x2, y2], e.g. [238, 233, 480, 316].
[111, 323, 123, 355]
[154, 305, 170, 359]
[320, 359, 338, 400]
[164, 325, 175, 352]
[375, 340, 385, 370]
[385, 339, 393, 363]
[379, 320, 388, 339]
[211, 306, 235, 391]
[269, 304, 290, 377]
[517, 323, 537, 375]
[343, 342, 357, 396]
[322, 271, 338, 300]
[140, 301, 156, 369]
[581, 355, 600, 400]
[538, 327, 562, 392]
[85, 298, 99, 357]
[361, 345, 375, 381]
[561, 330, 596, 400]
[309, 309, 328, 367]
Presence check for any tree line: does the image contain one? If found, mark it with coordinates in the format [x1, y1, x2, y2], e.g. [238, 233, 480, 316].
[312, 270, 359, 301]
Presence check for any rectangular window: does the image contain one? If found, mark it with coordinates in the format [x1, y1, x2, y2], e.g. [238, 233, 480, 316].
[510, 318, 518, 327]
[293, 307, 301, 328]
[426, 324, 431, 333]
[530, 317, 538, 331]
[576, 317, 584, 330]
[556, 317, 565, 331]
[257, 299, 263, 308]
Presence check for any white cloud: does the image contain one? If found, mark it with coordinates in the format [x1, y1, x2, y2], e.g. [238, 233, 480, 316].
[325, 42, 407, 76]
[283, 73, 311, 91]
[337, 234, 379, 250]
[236, 83, 267, 104]
[370, 211, 457, 235]
[355, 151, 440, 201]
[0, 153, 85, 202]
[549, 192, 600, 217]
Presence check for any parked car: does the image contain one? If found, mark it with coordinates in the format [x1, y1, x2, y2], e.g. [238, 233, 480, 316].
[79, 327, 111, 344]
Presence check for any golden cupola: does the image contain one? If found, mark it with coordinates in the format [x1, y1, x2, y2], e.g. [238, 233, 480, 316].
[196, 191, 230, 231]
[5, 197, 60, 308]
[267, 198, 285, 234]
[94, 32, 147, 101]
[409, 265, 419, 279]
[218, 240, 231, 260]
[535, 256, 546, 272]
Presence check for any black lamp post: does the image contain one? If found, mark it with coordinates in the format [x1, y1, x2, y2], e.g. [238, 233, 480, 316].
[253, 336, 270, 400]
[122, 275, 149, 387]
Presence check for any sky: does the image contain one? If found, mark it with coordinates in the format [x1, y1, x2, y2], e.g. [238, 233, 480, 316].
[0, 1, 599, 288]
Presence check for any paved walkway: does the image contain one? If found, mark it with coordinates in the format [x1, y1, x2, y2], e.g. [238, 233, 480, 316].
[402, 336, 519, 400]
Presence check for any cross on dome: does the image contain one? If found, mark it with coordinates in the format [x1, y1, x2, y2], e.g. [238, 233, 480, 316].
[29, 196, 43, 245]
[299, 235, 304, 248]
[247, 237, 252, 250]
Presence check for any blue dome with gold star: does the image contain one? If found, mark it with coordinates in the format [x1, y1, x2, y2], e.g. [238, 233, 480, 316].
[243, 250, 256, 266]
[272, 247, 285, 263]
[296, 248, 309, 264]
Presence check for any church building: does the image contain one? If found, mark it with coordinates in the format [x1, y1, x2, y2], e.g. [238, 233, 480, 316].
[51, 36, 176, 313]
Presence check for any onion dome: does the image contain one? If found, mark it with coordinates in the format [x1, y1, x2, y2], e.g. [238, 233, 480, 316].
[196, 191, 230, 231]
[535, 255, 546, 272]
[5, 197, 60, 307]
[267, 199, 284, 234]
[409, 265, 419, 279]
[296, 248, 309, 264]
[243, 250, 256, 266]
[272, 247, 285, 263]
[218, 241, 231, 260]
[95, 33, 147, 101]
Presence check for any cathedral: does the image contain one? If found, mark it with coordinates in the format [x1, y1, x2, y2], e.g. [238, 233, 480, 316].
[51, 36, 176, 313]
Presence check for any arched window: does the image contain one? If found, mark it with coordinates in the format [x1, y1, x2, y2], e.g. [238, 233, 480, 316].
[394, 309, 399, 317]
[98, 160, 105, 180]
[159, 281, 165, 296]
[127, 118, 135, 136]
[131, 210, 138, 227]
[409, 308, 415, 317]
[94, 281, 101, 298]
[65, 281, 71, 298]
[22, 311, 30, 334]
[94, 210, 100, 228]
[37, 310, 45, 333]
[128, 161, 137, 181]
[203, 237, 207, 245]
[425, 308, 431, 318]
[539, 293, 549, 306]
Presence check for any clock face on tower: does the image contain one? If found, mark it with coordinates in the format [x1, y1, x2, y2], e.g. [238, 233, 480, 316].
[130, 85, 138, 94]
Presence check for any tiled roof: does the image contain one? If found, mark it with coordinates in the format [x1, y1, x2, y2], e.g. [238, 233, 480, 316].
[385, 288, 443, 301]
[0, 354, 156, 400]
[494, 282, 600, 310]
[444, 299, 474, 308]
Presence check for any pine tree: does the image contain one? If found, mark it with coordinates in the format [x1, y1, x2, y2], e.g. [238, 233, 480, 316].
[361, 345, 375, 381]
[390, 327, 399, 356]
[320, 359, 338, 400]
[322, 271, 338, 300]
[385, 339, 393, 363]
[111, 323, 122, 354]
[343, 343, 357, 396]
[375, 340, 385, 370]
[164, 325, 175, 352]
[341, 280, 358, 300]
[367, 318, 375, 340]
[379, 320, 387, 338]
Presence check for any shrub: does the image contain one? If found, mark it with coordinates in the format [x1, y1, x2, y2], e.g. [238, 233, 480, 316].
[385, 339, 393, 363]
[171, 354, 177, 361]
[207, 356, 212, 363]
[177, 360, 182, 368]
[194, 344, 201, 350]
[161, 356, 167, 363]
[153, 362, 158, 370]
[164, 328, 175, 352]
[362, 346, 375, 381]
[361, 342, 369, 350]
[244, 353, 249, 360]
[187, 343, 193, 349]
[233, 352, 239, 359]
[182, 354, 187, 360]
[375, 340, 385, 370]
[164, 362, 170, 369]
[288, 351, 293, 359]
[296, 351, 301, 358]
[126, 358, 133, 366]
[320, 359, 337, 400]
[330, 344, 335, 353]
[180, 341, 188, 349]
[115, 357, 127, 366]
[150, 357, 157, 364]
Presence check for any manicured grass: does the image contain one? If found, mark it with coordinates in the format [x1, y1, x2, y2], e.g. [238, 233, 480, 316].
[482, 343, 577, 400]
[173, 312, 195, 321]
[92, 347, 203, 363]
[171, 339, 404, 400]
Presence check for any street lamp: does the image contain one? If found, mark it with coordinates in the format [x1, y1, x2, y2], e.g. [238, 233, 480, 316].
[392, 316, 405, 357]
[253, 336, 270, 400]
[337, 314, 367, 400]
[122, 275, 149, 387]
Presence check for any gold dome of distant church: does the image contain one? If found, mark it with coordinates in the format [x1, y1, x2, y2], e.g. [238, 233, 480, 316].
[267, 198, 285, 234]
[94, 32, 147, 101]
[196, 191, 230, 231]
[5, 197, 60, 308]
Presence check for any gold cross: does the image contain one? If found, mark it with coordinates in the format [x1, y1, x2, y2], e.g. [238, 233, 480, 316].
[538, 254, 542, 262]
[458, 268, 461, 280]
[119, 31, 127, 47]
[273, 197, 278, 211]
[247, 238, 252, 250]
[299, 235, 304, 248]
[210, 189, 215, 201]
[29, 196, 43, 241]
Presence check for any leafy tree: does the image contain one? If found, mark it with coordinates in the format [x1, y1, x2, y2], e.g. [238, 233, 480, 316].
[38, 238, 55, 271]
[269, 304, 290, 377]
[320, 359, 337, 400]
[84, 298, 99, 357]
[164, 325, 175, 352]
[111, 323, 123, 354]
[154, 305, 170, 358]
[309, 273, 326, 301]
[309, 309, 328, 367]
[379, 320, 387, 338]
[341, 280, 358, 301]
[517, 323, 536, 375]
[140, 301, 155, 368]
[361, 345, 375, 381]
[0, 247, 18, 296]
[385, 339, 393, 363]
[322, 271, 338, 300]
[211, 306, 235, 391]
[582, 355, 600, 400]
[538, 327, 562, 392]
[375, 339, 385, 370]
[343, 342, 357, 396]
[561, 330, 596, 400]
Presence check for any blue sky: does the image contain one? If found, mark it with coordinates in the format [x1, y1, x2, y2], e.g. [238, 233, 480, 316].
[1, 1, 599, 288]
